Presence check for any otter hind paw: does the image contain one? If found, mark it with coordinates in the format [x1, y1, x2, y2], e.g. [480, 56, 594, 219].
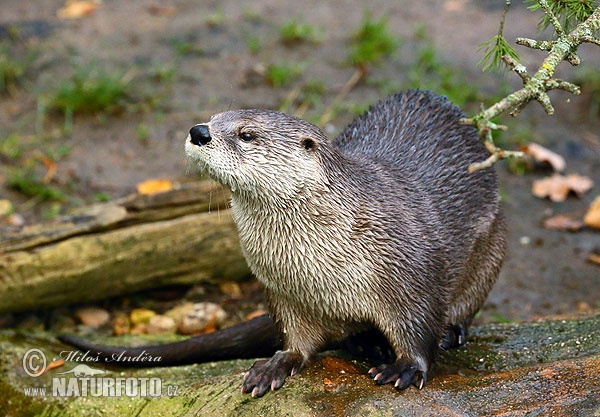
[368, 362, 427, 390]
[440, 323, 468, 350]
[241, 350, 304, 397]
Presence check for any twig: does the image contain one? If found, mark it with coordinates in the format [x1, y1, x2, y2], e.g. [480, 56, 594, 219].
[319, 67, 364, 126]
[544, 79, 580, 94]
[581, 35, 600, 47]
[537, 0, 564, 35]
[515, 37, 581, 65]
[279, 86, 301, 115]
[461, 117, 524, 172]
[502, 55, 529, 83]
[515, 38, 553, 51]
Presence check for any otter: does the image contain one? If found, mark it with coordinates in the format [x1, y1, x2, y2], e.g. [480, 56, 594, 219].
[60, 90, 506, 397]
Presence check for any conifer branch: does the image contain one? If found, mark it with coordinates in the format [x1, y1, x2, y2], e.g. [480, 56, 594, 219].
[538, 0, 565, 35]
[467, 3, 600, 172]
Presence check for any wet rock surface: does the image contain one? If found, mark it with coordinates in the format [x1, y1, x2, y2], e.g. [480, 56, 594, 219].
[1, 314, 598, 416]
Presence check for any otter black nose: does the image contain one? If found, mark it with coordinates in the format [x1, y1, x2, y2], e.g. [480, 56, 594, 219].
[189, 124, 211, 146]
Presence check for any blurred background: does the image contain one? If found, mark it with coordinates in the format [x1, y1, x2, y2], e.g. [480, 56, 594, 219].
[1, 0, 599, 324]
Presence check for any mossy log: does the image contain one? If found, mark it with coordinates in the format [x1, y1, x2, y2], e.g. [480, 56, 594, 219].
[0, 180, 248, 314]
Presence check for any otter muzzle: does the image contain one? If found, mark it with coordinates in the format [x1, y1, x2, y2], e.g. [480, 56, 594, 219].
[189, 124, 211, 146]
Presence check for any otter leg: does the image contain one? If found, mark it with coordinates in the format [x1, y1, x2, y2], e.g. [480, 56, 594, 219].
[447, 214, 507, 343]
[367, 311, 441, 391]
[342, 329, 396, 363]
[241, 310, 323, 397]
[440, 320, 469, 350]
[241, 350, 304, 397]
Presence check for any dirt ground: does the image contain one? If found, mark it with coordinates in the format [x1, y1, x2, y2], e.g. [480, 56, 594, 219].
[1, 0, 599, 324]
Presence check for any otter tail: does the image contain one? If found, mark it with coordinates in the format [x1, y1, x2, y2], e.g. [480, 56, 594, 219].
[58, 314, 282, 367]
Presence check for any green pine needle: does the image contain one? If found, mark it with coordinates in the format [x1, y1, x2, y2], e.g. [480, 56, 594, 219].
[525, 0, 598, 33]
[477, 35, 520, 73]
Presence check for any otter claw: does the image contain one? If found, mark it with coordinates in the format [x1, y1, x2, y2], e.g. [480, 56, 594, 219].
[368, 361, 427, 391]
[270, 378, 285, 391]
[241, 350, 304, 397]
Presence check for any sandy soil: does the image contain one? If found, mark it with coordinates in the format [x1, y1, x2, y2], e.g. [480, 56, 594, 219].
[1, 0, 599, 323]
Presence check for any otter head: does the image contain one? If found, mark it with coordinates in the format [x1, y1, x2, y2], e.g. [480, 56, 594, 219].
[185, 109, 331, 201]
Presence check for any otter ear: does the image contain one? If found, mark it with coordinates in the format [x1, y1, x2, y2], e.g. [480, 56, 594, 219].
[301, 137, 317, 151]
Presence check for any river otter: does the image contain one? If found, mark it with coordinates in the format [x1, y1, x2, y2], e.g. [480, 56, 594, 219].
[60, 90, 506, 397]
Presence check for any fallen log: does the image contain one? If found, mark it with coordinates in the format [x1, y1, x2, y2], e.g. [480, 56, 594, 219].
[0, 180, 249, 313]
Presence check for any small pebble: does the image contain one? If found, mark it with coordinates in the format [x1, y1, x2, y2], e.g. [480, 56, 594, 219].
[130, 323, 148, 335]
[164, 302, 195, 325]
[75, 307, 110, 328]
[178, 302, 227, 335]
[184, 285, 206, 300]
[146, 315, 177, 334]
[6, 213, 25, 227]
[112, 314, 130, 335]
[130, 308, 156, 325]
[219, 282, 242, 299]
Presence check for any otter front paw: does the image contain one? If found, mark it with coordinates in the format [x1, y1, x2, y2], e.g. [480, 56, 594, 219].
[368, 361, 427, 390]
[241, 350, 304, 397]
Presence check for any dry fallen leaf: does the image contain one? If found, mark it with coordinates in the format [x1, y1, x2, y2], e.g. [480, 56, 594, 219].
[246, 309, 269, 320]
[57, 0, 101, 19]
[588, 253, 600, 266]
[38, 156, 57, 184]
[202, 323, 217, 334]
[583, 196, 600, 229]
[532, 174, 594, 202]
[522, 143, 566, 172]
[137, 179, 173, 195]
[542, 214, 583, 232]
[44, 359, 66, 374]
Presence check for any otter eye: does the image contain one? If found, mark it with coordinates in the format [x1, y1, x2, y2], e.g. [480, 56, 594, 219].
[239, 132, 255, 142]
